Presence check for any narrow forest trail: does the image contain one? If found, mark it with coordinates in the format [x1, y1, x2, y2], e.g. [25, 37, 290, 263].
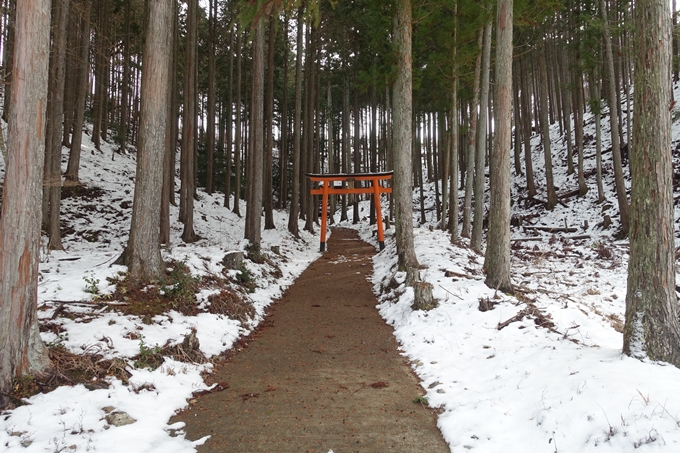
[174, 228, 449, 452]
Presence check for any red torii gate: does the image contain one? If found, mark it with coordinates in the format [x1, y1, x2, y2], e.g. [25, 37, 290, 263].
[306, 171, 393, 252]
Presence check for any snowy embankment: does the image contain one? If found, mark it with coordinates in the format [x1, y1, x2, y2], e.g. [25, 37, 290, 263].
[0, 128, 319, 452]
[345, 82, 680, 452]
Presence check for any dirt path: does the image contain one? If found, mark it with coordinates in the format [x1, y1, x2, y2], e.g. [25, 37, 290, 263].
[175, 228, 449, 452]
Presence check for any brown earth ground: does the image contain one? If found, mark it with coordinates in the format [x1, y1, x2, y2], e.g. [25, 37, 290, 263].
[174, 228, 450, 452]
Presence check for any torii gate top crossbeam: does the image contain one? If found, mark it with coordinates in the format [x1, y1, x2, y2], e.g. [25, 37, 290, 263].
[306, 171, 393, 252]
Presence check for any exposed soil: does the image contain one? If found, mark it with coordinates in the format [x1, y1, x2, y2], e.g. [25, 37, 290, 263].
[174, 228, 449, 452]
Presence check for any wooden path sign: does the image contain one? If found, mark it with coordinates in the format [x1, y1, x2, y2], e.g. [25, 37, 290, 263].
[306, 171, 393, 252]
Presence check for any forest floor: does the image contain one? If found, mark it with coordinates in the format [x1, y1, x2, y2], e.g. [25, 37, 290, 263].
[5, 85, 680, 452]
[173, 228, 448, 452]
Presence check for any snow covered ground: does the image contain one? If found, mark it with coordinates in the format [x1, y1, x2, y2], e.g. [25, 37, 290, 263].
[2, 82, 680, 452]
[350, 83, 680, 451]
[0, 128, 320, 452]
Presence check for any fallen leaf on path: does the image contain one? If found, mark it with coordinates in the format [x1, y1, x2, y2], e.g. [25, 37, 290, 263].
[241, 393, 259, 402]
[265, 385, 277, 392]
[370, 381, 389, 389]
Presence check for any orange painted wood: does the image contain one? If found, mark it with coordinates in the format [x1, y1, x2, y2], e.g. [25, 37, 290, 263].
[306, 172, 393, 251]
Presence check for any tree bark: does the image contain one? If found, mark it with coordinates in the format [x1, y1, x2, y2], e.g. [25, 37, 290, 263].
[512, 61, 522, 176]
[180, 0, 198, 242]
[224, 27, 234, 209]
[573, 59, 587, 196]
[205, 0, 216, 194]
[327, 80, 336, 225]
[233, 29, 243, 217]
[0, 0, 52, 407]
[461, 29, 483, 238]
[352, 85, 361, 225]
[560, 44, 575, 177]
[602, 0, 629, 235]
[61, 11, 77, 148]
[245, 17, 264, 246]
[340, 74, 350, 222]
[538, 40, 558, 210]
[278, 14, 289, 210]
[287, 6, 303, 236]
[393, 0, 420, 285]
[91, 0, 108, 151]
[206, 0, 217, 193]
[161, 0, 178, 244]
[623, 0, 680, 366]
[449, 11, 459, 242]
[121, 0, 171, 286]
[520, 55, 536, 197]
[1, 0, 16, 123]
[64, 0, 92, 183]
[484, 0, 513, 294]
[263, 13, 275, 230]
[44, 0, 70, 251]
[471, 22, 492, 252]
[119, 0, 131, 153]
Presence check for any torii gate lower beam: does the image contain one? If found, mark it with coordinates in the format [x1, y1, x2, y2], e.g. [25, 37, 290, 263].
[307, 171, 393, 252]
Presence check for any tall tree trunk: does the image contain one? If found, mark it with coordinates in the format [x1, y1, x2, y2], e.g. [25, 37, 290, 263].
[119, 0, 130, 153]
[431, 113, 440, 221]
[520, 55, 536, 197]
[180, 0, 197, 242]
[224, 28, 234, 209]
[623, 0, 680, 367]
[287, 6, 303, 236]
[304, 29, 316, 232]
[573, 62, 587, 196]
[327, 80, 336, 224]
[313, 67, 321, 225]
[245, 17, 264, 246]
[471, 22, 492, 252]
[538, 40, 558, 210]
[484, 0, 513, 293]
[385, 82, 393, 221]
[352, 86, 360, 224]
[120, 0, 171, 286]
[263, 13, 275, 230]
[449, 10, 459, 242]
[393, 0, 420, 286]
[1, 0, 15, 122]
[560, 44, 575, 176]
[370, 85, 377, 225]
[205, 0, 216, 194]
[340, 74, 350, 222]
[161, 0, 178, 244]
[602, 0, 629, 235]
[0, 0, 52, 407]
[462, 28, 483, 239]
[44, 0, 70, 251]
[233, 30, 243, 217]
[441, 111, 449, 231]
[674, 0, 679, 82]
[92, 0, 110, 151]
[64, 0, 92, 183]
[512, 62, 522, 176]
[62, 12, 77, 148]
[416, 114, 426, 224]
[278, 14, 288, 210]
[592, 76, 605, 203]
